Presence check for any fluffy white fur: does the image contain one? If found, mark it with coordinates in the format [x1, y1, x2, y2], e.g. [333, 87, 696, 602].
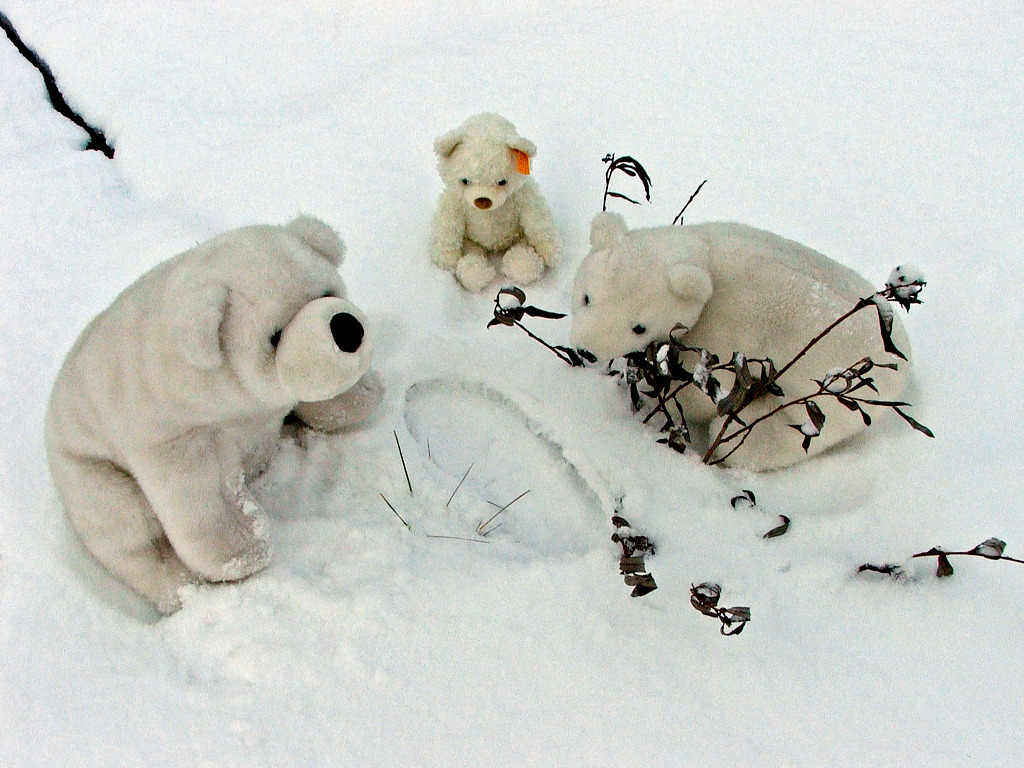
[45, 216, 382, 612]
[430, 112, 560, 291]
[570, 213, 911, 470]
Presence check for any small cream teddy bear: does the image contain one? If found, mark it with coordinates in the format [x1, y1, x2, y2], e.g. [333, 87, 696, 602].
[431, 113, 560, 291]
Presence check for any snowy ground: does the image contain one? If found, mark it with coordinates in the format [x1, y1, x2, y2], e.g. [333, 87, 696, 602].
[2, 2, 1023, 766]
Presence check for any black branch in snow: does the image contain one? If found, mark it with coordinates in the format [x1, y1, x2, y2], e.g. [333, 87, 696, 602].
[1, 9, 114, 157]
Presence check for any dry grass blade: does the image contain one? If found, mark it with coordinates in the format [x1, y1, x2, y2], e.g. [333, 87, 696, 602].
[426, 534, 490, 544]
[380, 493, 410, 529]
[446, 464, 474, 508]
[393, 430, 413, 494]
[477, 489, 531, 536]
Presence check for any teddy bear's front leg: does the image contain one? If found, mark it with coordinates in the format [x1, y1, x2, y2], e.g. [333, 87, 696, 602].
[501, 242, 545, 285]
[131, 433, 271, 584]
[455, 242, 497, 291]
[292, 369, 384, 433]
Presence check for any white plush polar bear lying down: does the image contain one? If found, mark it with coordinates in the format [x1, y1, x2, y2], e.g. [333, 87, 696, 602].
[45, 216, 382, 612]
[570, 213, 911, 470]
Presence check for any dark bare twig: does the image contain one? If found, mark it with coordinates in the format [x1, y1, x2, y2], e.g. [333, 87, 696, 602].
[0, 11, 114, 157]
[671, 179, 708, 225]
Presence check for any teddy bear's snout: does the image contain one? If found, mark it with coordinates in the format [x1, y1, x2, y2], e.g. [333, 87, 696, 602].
[473, 197, 493, 210]
[276, 297, 372, 402]
[330, 312, 364, 353]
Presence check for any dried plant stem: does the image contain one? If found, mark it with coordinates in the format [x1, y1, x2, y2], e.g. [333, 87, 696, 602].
[912, 549, 1024, 565]
[703, 301, 874, 464]
[671, 179, 708, 225]
[513, 319, 578, 365]
[394, 431, 413, 494]
[642, 382, 690, 425]
[705, 360, 881, 466]
[771, 302, 868, 384]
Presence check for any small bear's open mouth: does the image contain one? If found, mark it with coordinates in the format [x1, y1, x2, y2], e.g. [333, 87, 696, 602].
[474, 198, 493, 210]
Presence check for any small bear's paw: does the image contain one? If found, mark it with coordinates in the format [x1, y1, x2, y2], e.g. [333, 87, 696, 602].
[456, 251, 497, 291]
[432, 248, 462, 271]
[501, 244, 545, 285]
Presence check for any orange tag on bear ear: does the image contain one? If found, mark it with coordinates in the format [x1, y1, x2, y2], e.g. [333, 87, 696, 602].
[512, 149, 531, 175]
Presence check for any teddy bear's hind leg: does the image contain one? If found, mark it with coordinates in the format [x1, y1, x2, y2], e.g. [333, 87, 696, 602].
[131, 438, 271, 585]
[500, 242, 545, 285]
[455, 243, 497, 291]
[51, 453, 195, 612]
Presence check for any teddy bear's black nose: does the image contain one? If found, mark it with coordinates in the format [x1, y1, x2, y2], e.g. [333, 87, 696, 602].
[474, 197, 493, 210]
[330, 312, 364, 353]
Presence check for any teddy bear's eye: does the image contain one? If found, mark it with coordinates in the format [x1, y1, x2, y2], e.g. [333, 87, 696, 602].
[269, 329, 283, 348]
[583, 294, 591, 306]
[461, 178, 470, 186]
[632, 324, 646, 335]
[498, 179, 507, 186]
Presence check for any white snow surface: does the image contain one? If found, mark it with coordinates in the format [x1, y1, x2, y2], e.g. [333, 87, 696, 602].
[2, 2, 1023, 765]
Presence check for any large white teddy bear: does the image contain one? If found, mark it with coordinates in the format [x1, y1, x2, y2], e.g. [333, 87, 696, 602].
[570, 213, 911, 470]
[431, 112, 560, 291]
[45, 216, 382, 612]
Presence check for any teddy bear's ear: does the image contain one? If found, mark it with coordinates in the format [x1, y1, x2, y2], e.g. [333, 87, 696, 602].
[507, 136, 537, 158]
[434, 128, 464, 159]
[667, 262, 713, 306]
[286, 215, 346, 266]
[589, 212, 628, 250]
[167, 281, 229, 370]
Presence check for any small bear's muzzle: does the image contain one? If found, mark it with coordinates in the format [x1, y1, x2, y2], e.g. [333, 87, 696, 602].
[276, 297, 373, 402]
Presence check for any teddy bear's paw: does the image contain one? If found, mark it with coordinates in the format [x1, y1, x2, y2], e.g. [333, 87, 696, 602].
[501, 244, 545, 285]
[219, 537, 271, 581]
[292, 369, 384, 433]
[431, 248, 462, 272]
[455, 252, 497, 291]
